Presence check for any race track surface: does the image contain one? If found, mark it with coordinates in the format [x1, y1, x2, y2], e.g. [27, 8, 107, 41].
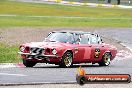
[0, 57, 132, 85]
[0, 28, 132, 85]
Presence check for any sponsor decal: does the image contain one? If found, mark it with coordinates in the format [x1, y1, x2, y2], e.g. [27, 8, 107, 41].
[76, 67, 131, 85]
[94, 48, 100, 58]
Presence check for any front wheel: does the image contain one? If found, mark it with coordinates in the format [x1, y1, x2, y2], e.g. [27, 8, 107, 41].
[59, 52, 73, 68]
[98, 52, 111, 66]
[23, 59, 37, 67]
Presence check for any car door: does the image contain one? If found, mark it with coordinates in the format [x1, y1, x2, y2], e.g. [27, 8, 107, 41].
[73, 34, 91, 63]
[88, 34, 105, 62]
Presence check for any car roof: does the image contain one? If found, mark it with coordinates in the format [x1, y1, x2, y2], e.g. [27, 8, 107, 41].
[52, 30, 92, 35]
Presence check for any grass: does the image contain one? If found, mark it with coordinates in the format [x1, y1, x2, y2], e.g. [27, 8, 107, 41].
[0, 0, 132, 27]
[0, 16, 132, 27]
[0, 43, 20, 63]
[0, 0, 132, 17]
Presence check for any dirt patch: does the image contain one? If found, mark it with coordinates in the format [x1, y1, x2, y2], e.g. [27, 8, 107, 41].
[0, 27, 97, 45]
[0, 27, 129, 51]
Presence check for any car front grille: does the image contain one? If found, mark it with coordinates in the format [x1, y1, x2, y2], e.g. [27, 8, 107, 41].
[30, 47, 45, 55]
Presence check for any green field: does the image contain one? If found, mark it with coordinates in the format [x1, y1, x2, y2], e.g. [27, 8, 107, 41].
[0, 43, 20, 63]
[0, 0, 132, 63]
[0, 0, 132, 27]
[1, 16, 132, 27]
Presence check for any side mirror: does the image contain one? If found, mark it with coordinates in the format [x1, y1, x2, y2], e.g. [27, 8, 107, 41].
[44, 38, 50, 42]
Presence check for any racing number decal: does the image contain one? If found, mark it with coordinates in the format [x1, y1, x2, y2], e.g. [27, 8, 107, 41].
[30, 48, 44, 55]
[94, 48, 100, 58]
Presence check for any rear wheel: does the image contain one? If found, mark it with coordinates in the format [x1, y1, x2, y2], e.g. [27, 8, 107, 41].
[98, 52, 111, 66]
[23, 59, 37, 67]
[59, 52, 73, 68]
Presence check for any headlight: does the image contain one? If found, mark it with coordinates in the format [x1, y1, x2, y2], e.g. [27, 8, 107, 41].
[52, 49, 57, 55]
[20, 46, 25, 52]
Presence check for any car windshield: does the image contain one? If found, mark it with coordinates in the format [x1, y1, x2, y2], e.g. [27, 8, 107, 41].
[45, 32, 74, 43]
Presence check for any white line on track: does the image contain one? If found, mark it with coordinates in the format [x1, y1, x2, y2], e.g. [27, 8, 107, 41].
[0, 63, 16, 68]
[0, 73, 27, 76]
[0, 14, 132, 19]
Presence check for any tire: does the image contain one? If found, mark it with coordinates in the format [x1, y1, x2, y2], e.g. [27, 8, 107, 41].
[98, 52, 111, 66]
[23, 59, 37, 67]
[76, 75, 86, 85]
[59, 52, 73, 68]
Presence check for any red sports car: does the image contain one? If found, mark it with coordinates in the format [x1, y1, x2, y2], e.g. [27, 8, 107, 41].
[18, 31, 117, 67]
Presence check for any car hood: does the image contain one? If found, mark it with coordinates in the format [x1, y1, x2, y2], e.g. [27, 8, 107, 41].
[23, 42, 69, 48]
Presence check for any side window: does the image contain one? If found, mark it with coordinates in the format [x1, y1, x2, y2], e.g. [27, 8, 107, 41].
[89, 34, 98, 44]
[96, 35, 102, 44]
[80, 34, 89, 44]
[67, 33, 74, 43]
[74, 34, 80, 44]
[74, 34, 80, 42]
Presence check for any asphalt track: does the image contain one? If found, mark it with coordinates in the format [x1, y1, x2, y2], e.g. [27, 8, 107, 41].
[0, 29, 132, 85]
[0, 57, 132, 85]
[12, 0, 132, 9]
[97, 28, 132, 52]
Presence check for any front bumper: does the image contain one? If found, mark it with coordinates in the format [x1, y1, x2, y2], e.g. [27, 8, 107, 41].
[18, 52, 60, 58]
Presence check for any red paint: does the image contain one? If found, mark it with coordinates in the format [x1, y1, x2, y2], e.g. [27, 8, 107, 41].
[18, 31, 117, 65]
[19, 42, 117, 64]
